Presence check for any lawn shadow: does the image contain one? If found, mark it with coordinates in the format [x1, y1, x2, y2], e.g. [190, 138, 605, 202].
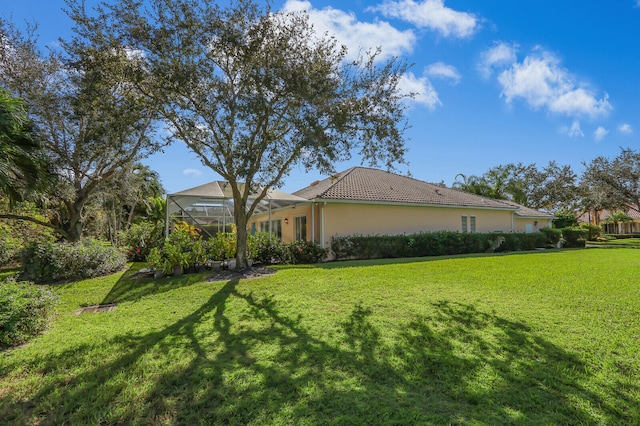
[99, 263, 211, 304]
[1, 281, 632, 424]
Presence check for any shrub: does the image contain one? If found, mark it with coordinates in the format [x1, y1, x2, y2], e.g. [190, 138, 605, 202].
[561, 227, 589, 248]
[0, 198, 56, 267]
[579, 223, 602, 241]
[21, 239, 127, 282]
[331, 231, 547, 261]
[118, 221, 164, 261]
[540, 227, 562, 246]
[553, 209, 578, 228]
[249, 233, 291, 264]
[0, 279, 58, 350]
[288, 240, 327, 264]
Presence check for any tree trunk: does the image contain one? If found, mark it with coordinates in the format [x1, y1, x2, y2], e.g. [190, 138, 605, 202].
[66, 205, 84, 242]
[233, 198, 250, 270]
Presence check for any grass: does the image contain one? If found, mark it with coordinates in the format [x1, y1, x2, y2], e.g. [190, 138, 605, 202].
[589, 237, 640, 247]
[2, 248, 640, 424]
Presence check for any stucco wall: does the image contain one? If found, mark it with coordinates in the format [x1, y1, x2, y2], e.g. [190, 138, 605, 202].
[248, 201, 553, 246]
[248, 203, 314, 242]
[319, 202, 515, 247]
[513, 217, 553, 234]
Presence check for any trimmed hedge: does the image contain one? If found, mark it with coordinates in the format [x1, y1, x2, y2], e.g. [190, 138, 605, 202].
[1, 280, 58, 350]
[22, 239, 127, 283]
[561, 227, 588, 248]
[331, 231, 547, 261]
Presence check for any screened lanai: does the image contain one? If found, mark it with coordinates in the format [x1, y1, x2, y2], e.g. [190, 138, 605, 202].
[165, 181, 311, 238]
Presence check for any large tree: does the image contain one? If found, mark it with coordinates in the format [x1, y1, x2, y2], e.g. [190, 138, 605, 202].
[581, 148, 640, 215]
[83, 0, 412, 268]
[453, 162, 578, 211]
[0, 17, 161, 241]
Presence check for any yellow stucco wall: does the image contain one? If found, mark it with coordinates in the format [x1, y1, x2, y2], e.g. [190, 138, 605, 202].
[513, 217, 553, 234]
[318, 202, 515, 246]
[248, 203, 314, 242]
[248, 201, 553, 247]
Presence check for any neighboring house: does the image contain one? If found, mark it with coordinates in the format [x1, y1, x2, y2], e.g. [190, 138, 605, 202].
[247, 167, 554, 247]
[579, 207, 640, 234]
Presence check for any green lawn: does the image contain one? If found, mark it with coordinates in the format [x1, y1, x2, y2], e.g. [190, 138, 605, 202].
[2, 249, 640, 424]
[589, 237, 640, 247]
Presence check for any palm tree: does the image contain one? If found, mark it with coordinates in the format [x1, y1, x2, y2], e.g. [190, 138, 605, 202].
[0, 89, 45, 204]
[603, 211, 633, 234]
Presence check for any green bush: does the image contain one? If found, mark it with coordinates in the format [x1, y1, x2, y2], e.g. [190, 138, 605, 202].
[553, 209, 578, 228]
[21, 239, 127, 282]
[561, 227, 589, 248]
[0, 199, 56, 267]
[288, 240, 327, 264]
[579, 223, 602, 241]
[331, 231, 547, 261]
[118, 221, 164, 261]
[0, 279, 58, 350]
[540, 227, 562, 246]
[249, 233, 291, 265]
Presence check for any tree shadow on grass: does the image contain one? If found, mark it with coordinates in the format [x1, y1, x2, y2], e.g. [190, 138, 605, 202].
[1, 281, 633, 424]
[98, 263, 211, 304]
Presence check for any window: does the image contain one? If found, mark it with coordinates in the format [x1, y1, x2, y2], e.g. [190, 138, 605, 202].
[250, 222, 256, 235]
[470, 216, 476, 233]
[260, 219, 282, 239]
[271, 219, 282, 239]
[461, 215, 468, 233]
[295, 216, 307, 241]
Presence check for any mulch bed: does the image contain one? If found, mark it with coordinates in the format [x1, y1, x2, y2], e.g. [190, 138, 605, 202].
[206, 267, 276, 282]
[131, 266, 276, 282]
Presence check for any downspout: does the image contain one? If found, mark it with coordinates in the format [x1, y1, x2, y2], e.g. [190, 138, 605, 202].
[311, 201, 315, 243]
[320, 202, 325, 248]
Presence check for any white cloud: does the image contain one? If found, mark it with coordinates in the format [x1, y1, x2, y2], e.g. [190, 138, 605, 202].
[282, 0, 415, 62]
[425, 62, 461, 84]
[486, 47, 611, 118]
[562, 120, 584, 138]
[399, 72, 441, 109]
[478, 42, 518, 78]
[594, 126, 609, 141]
[619, 123, 633, 134]
[183, 168, 202, 176]
[371, 0, 478, 38]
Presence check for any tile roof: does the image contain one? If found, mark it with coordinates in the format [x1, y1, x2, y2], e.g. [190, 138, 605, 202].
[492, 199, 555, 218]
[293, 167, 529, 211]
[579, 207, 640, 221]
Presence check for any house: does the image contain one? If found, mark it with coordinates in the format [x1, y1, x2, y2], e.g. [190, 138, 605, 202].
[246, 167, 554, 247]
[579, 207, 640, 234]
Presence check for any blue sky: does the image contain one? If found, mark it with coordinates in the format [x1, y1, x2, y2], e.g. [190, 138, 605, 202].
[3, 0, 640, 194]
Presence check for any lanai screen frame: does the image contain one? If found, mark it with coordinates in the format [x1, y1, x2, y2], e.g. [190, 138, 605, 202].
[165, 181, 312, 238]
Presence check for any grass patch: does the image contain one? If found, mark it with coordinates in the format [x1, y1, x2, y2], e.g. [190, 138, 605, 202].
[1, 250, 639, 424]
[589, 238, 640, 247]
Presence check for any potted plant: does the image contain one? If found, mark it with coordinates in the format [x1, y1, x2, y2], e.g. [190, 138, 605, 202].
[164, 242, 190, 276]
[146, 247, 166, 278]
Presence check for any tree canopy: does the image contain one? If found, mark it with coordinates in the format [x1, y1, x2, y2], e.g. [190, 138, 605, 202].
[80, 0, 412, 267]
[453, 162, 578, 212]
[581, 148, 640, 215]
[0, 16, 162, 241]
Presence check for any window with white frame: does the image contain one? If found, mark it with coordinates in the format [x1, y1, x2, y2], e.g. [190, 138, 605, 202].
[461, 215, 468, 233]
[470, 216, 476, 233]
[294, 216, 307, 241]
